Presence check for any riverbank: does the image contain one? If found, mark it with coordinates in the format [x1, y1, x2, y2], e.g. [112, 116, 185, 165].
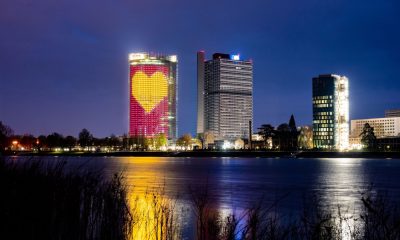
[5, 150, 400, 158]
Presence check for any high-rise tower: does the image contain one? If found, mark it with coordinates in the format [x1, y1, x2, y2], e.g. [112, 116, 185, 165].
[196, 51, 205, 135]
[199, 52, 253, 141]
[312, 74, 349, 150]
[129, 53, 178, 140]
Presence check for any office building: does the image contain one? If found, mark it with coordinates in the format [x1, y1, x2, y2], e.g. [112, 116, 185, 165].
[312, 74, 349, 150]
[385, 109, 400, 118]
[377, 137, 400, 151]
[351, 117, 400, 138]
[349, 117, 400, 148]
[129, 52, 178, 139]
[196, 51, 205, 135]
[198, 52, 253, 141]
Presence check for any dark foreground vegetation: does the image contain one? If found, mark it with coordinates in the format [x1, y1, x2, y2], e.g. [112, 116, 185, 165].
[1, 157, 400, 240]
[187, 185, 400, 240]
[0, 157, 132, 240]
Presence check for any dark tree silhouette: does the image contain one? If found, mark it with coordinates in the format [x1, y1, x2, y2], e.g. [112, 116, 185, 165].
[259, 115, 299, 151]
[64, 136, 77, 150]
[360, 123, 377, 150]
[46, 133, 64, 149]
[0, 121, 13, 151]
[258, 124, 275, 149]
[37, 135, 47, 150]
[20, 135, 36, 150]
[78, 129, 93, 147]
[288, 114, 299, 150]
[289, 114, 297, 131]
[276, 123, 291, 150]
[107, 134, 121, 147]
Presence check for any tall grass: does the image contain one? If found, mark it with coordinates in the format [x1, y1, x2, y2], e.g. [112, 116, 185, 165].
[0, 157, 132, 240]
[129, 183, 182, 240]
[188, 184, 400, 240]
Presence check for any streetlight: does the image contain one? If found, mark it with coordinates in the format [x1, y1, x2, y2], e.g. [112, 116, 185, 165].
[12, 140, 18, 150]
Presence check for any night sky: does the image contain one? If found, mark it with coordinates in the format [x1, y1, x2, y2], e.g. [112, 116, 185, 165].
[1, 0, 399, 137]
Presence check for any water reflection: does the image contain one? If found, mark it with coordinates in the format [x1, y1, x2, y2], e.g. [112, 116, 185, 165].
[316, 158, 366, 239]
[7, 156, 400, 238]
[28, 156, 399, 239]
[127, 188, 186, 240]
[119, 157, 371, 239]
[119, 157, 187, 239]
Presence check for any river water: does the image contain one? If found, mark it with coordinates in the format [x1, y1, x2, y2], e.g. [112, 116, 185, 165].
[10, 156, 400, 239]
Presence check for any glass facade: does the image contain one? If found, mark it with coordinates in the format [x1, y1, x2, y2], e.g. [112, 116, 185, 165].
[312, 74, 349, 150]
[203, 53, 253, 141]
[129, 53, 177, 139]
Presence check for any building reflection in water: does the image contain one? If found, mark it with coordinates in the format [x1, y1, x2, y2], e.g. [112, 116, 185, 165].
[316, 158, 366, 239]
[113, 157, 375, 239]
[120, 157, 244, 239]
[119, 157, 187, 239]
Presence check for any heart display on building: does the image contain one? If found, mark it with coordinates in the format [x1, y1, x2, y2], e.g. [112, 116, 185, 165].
[129, 65, 169, 138]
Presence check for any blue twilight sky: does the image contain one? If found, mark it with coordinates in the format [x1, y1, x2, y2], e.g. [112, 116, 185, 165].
[0, 0, 399, 137]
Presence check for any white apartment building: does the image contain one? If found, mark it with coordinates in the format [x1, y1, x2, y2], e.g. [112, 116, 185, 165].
[351, 117, 400, 138]
[350, 117, 400, 147]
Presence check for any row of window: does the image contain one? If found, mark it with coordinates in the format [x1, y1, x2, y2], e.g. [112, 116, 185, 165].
[314, 128, 333, 133]
[314, 128, 333, 136]
[314, 116, 333, 120]
[313, 95, 333, 100]
[314, 104, 333, 108]
[315, 124, 334, 128]
[314, 112, 333, 116]
[314, 136, 333, 140]
[314, 120, 333, 123]
[313, 99, 333, 104]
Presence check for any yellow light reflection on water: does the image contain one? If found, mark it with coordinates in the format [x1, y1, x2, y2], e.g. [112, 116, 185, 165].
[119, 157, 185, 240]
[128, 190, 183, 240]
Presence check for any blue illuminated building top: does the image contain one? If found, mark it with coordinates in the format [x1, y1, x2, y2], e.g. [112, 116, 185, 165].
[230, 54, 240, 61]
[212, 53, 241, 61]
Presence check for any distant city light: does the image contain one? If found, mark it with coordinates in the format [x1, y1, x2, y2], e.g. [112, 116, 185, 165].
[230, 54, 240, 61]
[168, 55, 178, 62]
[129, 53, 147, 61]
[222, 141, 234, 150]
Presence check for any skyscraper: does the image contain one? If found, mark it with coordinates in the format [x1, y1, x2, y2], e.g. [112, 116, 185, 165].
[312, 74, 349, 150]
[198, 52, 253, 141]
[129, 53, 178, 140]
[196, 51, 205, 135]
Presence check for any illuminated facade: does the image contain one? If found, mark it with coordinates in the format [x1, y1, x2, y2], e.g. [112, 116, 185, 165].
[312, 74, 349, 150]
[200, 52, 253, 141]
[129, 53, 177, 139]
[349, 117, 400, 147]
[196, 51, 205, 135]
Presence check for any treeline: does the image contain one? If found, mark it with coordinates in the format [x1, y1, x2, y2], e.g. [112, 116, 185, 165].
[257, 115, 313, 150]
[0, 120, 198, 152]
[0, 121, 122, 152]
[124, 133, 198, 151]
